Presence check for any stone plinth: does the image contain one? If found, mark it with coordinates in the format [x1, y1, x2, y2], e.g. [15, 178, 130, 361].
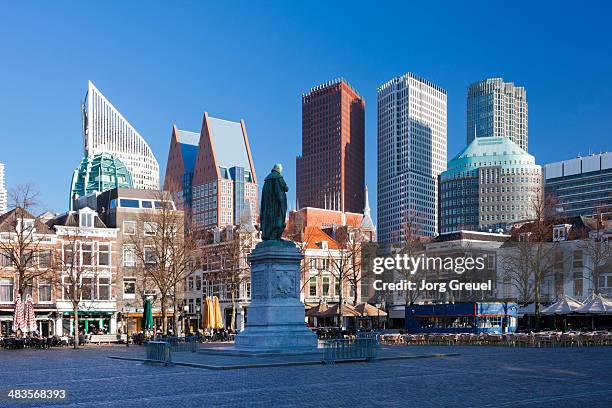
[234, 240, 318, 352]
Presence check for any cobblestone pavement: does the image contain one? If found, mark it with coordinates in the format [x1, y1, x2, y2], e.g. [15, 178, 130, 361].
[0, 345, 611, 408]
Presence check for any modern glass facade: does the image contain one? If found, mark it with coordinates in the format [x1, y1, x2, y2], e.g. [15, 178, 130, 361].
[70, 153, 134, 208]
[544, 152, 612, 218]
[377, 73, 447, 240]
[467, 78, 528, 151]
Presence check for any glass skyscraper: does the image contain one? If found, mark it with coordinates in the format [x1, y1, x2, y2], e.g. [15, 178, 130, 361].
[377, 72, 447, 241]
[467, 78, 528, 151]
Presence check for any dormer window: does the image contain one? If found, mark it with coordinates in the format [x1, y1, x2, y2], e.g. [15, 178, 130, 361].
[80, 212, 93, 228]
[17, 219, 35, 233]
[553, 224, 571, 242]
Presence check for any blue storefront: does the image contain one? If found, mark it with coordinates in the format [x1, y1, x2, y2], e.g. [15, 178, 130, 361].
[405, 302, 518, 334]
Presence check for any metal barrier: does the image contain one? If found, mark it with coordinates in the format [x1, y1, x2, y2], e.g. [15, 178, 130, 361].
[145, 341, 172, 365]
[356, 332, 381, 347]
[156, 336, 199, 353]
[324, 338, 377, 364]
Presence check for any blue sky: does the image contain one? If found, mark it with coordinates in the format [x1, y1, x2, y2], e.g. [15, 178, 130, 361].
[1, 1, 610, 220]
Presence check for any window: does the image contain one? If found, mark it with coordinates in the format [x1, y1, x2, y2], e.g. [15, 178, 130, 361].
[99, 244, 110, 266]
[82, 277, 93, 300]
[80, 212, 93, 228]
[196, 276, 202, 291]
[123, 278, 136, 298]
[141, 200, 153, 209]
[123, 245, 136, 267]
[188, 276, 194, 290]
[98, 277, 111, 300]
[38, 251, 52, 268]
[0, 278, 14, 303]
[309, 277, 317, 296]
[82, 243, 93, 266]
[322, 276, 330, 296]
[119, 199, 140, 208]
[123, 221, 136, 235]
[144, 222, 157, 236]
[0, 251, 11, 267]
[572, 250, 583, 268]
[38, 279, 52, 302]
[144, 247, 156, 265]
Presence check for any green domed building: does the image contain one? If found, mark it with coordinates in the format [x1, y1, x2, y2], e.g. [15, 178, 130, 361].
[439, 137, 542, 234]
[70, 153, 133, 208]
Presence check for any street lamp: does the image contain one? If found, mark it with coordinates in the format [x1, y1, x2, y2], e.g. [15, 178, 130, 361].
[183, 305, 189, 335]
[195, 304, 201, 336]
[375, 302, 381, 330]
[123, 303, 132, 348]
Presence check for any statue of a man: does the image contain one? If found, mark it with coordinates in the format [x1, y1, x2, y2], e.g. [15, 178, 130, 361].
[260, 163, 288, 240]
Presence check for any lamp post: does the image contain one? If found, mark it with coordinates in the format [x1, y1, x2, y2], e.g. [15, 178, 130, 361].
[183, 305, 189, 335]
[195, 304, 201, 336]
[375, 302, 381, 330]
[123, 303, 132, 348]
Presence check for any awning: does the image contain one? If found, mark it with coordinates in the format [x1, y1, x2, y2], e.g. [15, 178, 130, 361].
[389, 305, 405, 319]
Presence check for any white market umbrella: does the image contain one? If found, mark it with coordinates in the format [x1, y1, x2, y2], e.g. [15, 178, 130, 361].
[575, 294, 612, 314]
[541, 295, 583, 315]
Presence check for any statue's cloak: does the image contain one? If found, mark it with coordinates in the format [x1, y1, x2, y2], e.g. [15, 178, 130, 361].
[260, 170, 288, 240]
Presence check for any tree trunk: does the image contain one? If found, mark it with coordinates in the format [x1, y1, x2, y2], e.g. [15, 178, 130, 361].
[231, 290, 236, 331]
[73, 305, 79, 349]
[161, 296, 168, 335]
[534, 282, 541, 331]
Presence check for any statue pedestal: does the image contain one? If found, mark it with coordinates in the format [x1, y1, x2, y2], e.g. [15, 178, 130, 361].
[234, 240, 318, 353]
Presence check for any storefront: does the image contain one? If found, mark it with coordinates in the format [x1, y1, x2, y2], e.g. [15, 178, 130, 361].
[405, 302, 518, 334]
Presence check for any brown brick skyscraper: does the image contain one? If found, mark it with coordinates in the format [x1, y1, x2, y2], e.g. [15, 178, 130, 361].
[296, 78, 365, 214]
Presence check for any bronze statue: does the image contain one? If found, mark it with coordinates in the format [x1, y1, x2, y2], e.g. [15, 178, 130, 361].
[260, 163, 288, 240]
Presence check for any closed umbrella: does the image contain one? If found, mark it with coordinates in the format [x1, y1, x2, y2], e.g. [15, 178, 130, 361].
[12, 293, 25, 333]
[142, 298, 154, 331]
[213, 296, 224, 329]
[205, 297, 214, 329]
[24, 294, 37, 333]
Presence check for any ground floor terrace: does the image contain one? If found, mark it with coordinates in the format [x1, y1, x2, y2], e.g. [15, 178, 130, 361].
[0, 345, 611, 407]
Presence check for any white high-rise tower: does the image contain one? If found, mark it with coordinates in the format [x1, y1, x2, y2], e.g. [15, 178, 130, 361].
[0, 162, 7, 214]
[377, 73, 447, 241]
[82, 81, 159, 190]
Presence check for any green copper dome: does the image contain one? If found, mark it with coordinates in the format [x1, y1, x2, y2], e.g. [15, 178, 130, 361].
[442, 136, 538, 180]
[70, 153, 133, 204]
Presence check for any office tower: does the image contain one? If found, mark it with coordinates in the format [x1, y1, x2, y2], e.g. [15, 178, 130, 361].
[297, 78, 365, 213]
[191, 113, 258, 229]
[82, 80, 160, 190]
[70, 153, 134, 208]
[467, 78, 528, 151]
[544, 152, 612, 218]
[163, 125, 200, 211]
[438, 137, 542, 234]
[0, 162, 6, 214]
[377, 72, 447, 241]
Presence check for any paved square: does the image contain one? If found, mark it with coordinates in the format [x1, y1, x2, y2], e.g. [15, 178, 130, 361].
[0, 345, 611, 407]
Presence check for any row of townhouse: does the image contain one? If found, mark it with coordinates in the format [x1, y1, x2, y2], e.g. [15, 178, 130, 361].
[0, 188, 184, 337]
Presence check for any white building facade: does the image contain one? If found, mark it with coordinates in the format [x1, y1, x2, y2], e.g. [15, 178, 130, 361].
[377, 73, 447, 241]
[0, 162, 6, 215]
[82, 81, 160, 190]
[467, 78, 528, 151]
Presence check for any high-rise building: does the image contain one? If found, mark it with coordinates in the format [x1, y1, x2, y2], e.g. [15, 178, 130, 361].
[297, 78, 365, 213]
[467, 78, 528, 151]
[377, 73, 447, 241]
[0, 162, 6, 214]
[191, 113, 258, 229]
[163, 125, 200, 211]
[438, 137, 542, 234]
[544, 152, 612, 218]
[82, 81, 159, 190]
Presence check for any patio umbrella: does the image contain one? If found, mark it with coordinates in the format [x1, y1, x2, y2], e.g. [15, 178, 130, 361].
[321, 303, 360, 317]
[354, 302, 388, 317]
[142, 298, 154, 331]
[306, 302, 329, 317]
[205, 297, 214, 329]
[576, 294, 612, 314]
[541, 295, 583, 315]
[24, 294, 37, 332]
[12, 293, 25, 333]
[213, 296, 224, 329]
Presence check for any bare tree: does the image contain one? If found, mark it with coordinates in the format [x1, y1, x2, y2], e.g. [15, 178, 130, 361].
[127, 192, 194, 335]
[0, 184, 55, 299]
[579, 209, 611, 295]
[396, 210, 426, 306]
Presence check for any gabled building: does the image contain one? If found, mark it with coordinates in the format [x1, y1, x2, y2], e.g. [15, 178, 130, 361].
[191, 113, 258, 229]
[163, 125, 200, 212]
